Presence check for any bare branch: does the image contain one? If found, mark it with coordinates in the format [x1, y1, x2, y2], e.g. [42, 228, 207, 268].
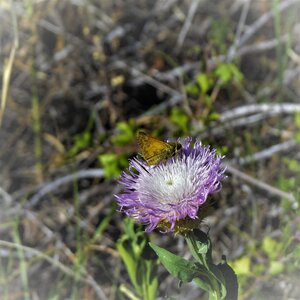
[220, 103, 300, 122]
[238, 140, 298, 165]
[237, 35, 289, 57]
[27, 169, 104, 208]
[225, 164, 297, 206]
[237, 0, 299, 48]
[176, 0, 201, 49]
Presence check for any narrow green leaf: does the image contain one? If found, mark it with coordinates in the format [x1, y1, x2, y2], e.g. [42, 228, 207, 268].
[116, 238, 141, 294]
[143, 260, 158, 300]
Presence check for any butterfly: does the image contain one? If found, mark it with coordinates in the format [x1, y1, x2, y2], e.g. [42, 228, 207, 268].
[136, 130, 182, 166]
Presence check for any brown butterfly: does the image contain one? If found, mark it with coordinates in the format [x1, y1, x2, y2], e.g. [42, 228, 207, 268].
[136, 130, 182, 166]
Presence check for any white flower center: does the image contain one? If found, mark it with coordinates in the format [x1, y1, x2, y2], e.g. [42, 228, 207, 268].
[136, 156, 209, 207]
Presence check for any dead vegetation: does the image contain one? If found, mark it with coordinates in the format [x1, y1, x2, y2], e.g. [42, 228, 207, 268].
[1, 0, 300, 299]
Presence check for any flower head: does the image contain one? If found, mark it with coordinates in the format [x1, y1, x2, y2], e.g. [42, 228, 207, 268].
[115, 138, 225, 233]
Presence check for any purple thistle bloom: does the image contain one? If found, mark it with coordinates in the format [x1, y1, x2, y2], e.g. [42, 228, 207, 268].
[115, 138, 225, 233]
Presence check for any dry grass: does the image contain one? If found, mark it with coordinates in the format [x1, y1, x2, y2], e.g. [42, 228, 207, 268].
[1, 0, 300, 299]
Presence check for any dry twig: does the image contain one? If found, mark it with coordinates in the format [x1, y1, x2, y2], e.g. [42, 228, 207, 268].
[0, 240, 108, 300]
[225, 164, 297, 206]
[0, 0, 19, 126]
[27, 169, 104, 208]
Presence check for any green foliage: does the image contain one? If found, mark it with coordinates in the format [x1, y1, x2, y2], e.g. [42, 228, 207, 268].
[99, 120, 136, 180]
[216, 145, 228, 156]
[232, 230, 300, 297]
[185, 62, 243, 98]
[97, 120, 137, 180]
[98, 153, 128, 179]
[185, 62, 243, 130]
[294, 113, 300, 142]
[185, 82, 200, 96]
[214, 63, 243, 85]
[12, 221, 30, 300]
[262, 236, 284, 260]
[68, 131, 92, 158]
[116, 219, 158, 300]
[294, 132, 300, 144]
[283, 158, 300, 172]
[260, 236, 287, 275]
[285, 239, 300, 272]
[278, 161, 300, 207]
[87, 204, 116, 246]
[269, 261, 284, 276]
[278, 175, 297, 204]
[295, 112, 300, 127]
[150, 243, 207, 284]
[185, 73, 214, 97]
[111, 120, 136, 146]
[209, 20, 231, 54]
[67, 112, 95, 158]
[196, 73, 214, 95]
[230, 256, 250, 276]
[151, 230, 238, 300]
[170, 107, 190, 134]
[276, 114, 300, 208]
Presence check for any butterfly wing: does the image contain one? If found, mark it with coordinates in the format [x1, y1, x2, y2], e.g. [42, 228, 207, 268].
[136, 130, 180, 165]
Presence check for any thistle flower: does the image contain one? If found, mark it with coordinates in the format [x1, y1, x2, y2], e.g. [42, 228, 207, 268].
[115, 138, 225, 233]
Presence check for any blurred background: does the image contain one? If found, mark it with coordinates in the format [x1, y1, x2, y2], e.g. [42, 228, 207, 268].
[1, 0, 300, 299]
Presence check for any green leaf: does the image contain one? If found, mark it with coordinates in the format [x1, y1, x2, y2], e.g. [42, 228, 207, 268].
[117, 238, 141, 294]
[150, 242, 203, 283]
[262, 237, 283, 260]
[294, 112, 300, 128]
[66, 112, 95, 158]
[217, 145, 228, 156]
[111, 120, 136, 146]
[98, 153, 128, 179]
[117, 221, 158, 300]
[185, 83, 200, 96]
[215, 63, 232, 83]
[208, 112, 220, 121]
[215, 63, 243, 84]
[143, 259, 158, 300]
[209, 20, 230, 54]
[269, 261, 284, 275]
[283, 158, 300, 172]
[170, 107, 189, 133]
[228, 63, 243, 83]
[295, 132, 300, 143]
[90, 204, 116, 244]
[67, 131, 92, 158]
[285, 237, 300, 255]
[196, 73, 213, 95]
[231, 256, 250, 275]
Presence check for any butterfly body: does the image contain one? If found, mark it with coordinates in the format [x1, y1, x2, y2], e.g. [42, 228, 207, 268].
[136, 130, 182, 166]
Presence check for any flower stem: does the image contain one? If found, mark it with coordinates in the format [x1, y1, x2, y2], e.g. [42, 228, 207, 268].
[185, 230, 224, 300]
